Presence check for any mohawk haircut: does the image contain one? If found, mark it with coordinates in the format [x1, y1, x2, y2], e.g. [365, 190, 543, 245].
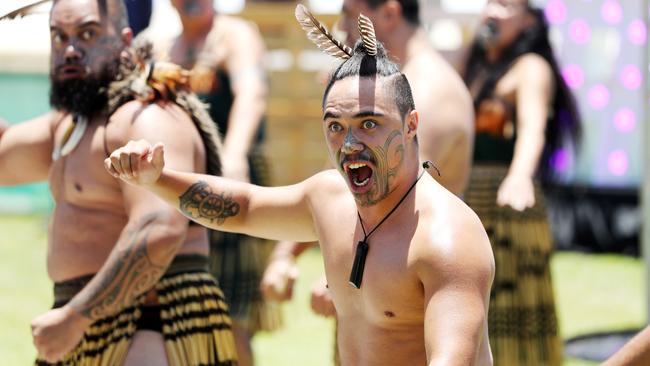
[322, 40, 416, 122]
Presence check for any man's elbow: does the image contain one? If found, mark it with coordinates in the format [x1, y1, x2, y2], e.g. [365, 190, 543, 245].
[142, 214, 189, 264]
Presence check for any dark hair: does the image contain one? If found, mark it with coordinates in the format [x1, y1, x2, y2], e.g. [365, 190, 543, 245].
[463, 6, 581, 183]
[323, 40, 415, 121]
[365, 0, 420, 25]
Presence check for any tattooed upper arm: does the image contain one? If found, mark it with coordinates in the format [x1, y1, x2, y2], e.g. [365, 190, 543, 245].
[179, 181, 240, 225]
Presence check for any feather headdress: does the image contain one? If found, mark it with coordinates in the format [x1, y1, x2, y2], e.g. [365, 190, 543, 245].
[358, 13, 377, 56]
[0, 0, 51, 21]
[294, 4, 352, 60]
[295, 4, 380, 60]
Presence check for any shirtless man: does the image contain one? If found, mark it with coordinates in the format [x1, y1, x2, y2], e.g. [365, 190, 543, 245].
[262, 0, 474, 318]
[0, 0, 236, 364]
[106, 38, 494, 365]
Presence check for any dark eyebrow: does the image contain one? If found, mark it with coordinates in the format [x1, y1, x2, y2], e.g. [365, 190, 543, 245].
[323, 111, 341, 120]
[353, 111, 384, 119]
[78, 20, 102, 29]
[50, 20, 101, 31]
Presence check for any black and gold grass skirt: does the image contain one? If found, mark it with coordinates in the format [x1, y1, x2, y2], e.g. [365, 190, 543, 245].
[209, 148, 281, 333]
[36, 255, 238, 366]
[465, 164, 562, 366]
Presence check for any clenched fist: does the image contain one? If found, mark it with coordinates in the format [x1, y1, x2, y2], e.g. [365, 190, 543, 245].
[31, 306, 91, 363]
[104, 140, 165, 185]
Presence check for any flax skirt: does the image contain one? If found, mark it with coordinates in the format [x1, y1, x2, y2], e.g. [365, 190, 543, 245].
[465, 164, 563, 366]
[36, 255, 238, 366]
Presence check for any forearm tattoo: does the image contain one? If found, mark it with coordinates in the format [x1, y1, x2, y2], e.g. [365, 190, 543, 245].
[179, 180, 240, 225]
[69, 213, 168, 320]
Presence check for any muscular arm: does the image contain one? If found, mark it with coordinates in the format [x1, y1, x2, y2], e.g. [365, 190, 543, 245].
[106, 139, 323, 243]
[221, 19, 268, 180]
[67, 104, 197, 320]
[0, 111, 59, 185]
[150, 170, 318, 242]
[420, 213, 494, 365]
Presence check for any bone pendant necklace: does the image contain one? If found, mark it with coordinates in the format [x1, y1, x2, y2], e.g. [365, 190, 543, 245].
[52, 114, 88, 161]
[349, 167, 426, 289]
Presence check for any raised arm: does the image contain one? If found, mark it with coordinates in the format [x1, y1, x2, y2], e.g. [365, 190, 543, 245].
[220, 19, 268, 182]
[0, 111, 60, 185]
[105, 141, 319, 243]
[419, 213, 494, 365]
[497, 54, 553, 211]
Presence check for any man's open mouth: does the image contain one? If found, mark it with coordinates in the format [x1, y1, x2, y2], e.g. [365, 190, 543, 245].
[345, 161, 374, 189]
[57, 65, 86, 80]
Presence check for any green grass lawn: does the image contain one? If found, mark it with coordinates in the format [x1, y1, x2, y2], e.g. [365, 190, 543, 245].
[0, 215, 645, 365]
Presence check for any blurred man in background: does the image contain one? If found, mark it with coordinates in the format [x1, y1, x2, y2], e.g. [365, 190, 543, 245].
[0, 0, 237, 364]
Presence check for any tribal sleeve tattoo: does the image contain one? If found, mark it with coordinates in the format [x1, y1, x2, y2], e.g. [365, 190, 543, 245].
[178, 180, 240, 225]
[69, 213, 174, 320]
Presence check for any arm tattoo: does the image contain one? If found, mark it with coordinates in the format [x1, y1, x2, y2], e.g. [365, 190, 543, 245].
[179, 180, 240, 225]
[69, 213, 169, 320]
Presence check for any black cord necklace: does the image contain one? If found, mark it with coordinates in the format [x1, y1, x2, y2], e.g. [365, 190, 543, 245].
[349, 164, 429, 289]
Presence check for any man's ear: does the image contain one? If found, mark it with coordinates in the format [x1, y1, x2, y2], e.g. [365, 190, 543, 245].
[406, 110, 418, 140]
[121, 27, 134, 46]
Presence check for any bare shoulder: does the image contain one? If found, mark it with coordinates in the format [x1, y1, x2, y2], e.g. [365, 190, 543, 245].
[407, 52, 473, 133]
[107, 100, 197, 144]
[303, 169, 348, 195]
[512, 53, 553, 84]
[413, 179, 494, 283]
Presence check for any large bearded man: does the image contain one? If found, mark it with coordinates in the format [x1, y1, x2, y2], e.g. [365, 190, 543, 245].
[0, 0, 237, 364]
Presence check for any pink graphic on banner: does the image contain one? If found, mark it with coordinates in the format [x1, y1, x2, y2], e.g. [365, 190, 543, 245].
[569, 19, 591, 44]
[627, 20, 647, 45]
[601, 0, 623, 24]
[607, 150, 628, 176]
[620, 65, 642, 90]
[562, 64, 585, 90]
[545, 0, 567, 24]
[588, 85, 610, 110]
[614, 108, 636, 132]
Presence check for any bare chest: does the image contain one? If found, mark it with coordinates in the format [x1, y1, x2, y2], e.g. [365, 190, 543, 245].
[49, 117, 122, 210]
[318, 213, 425, 325]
